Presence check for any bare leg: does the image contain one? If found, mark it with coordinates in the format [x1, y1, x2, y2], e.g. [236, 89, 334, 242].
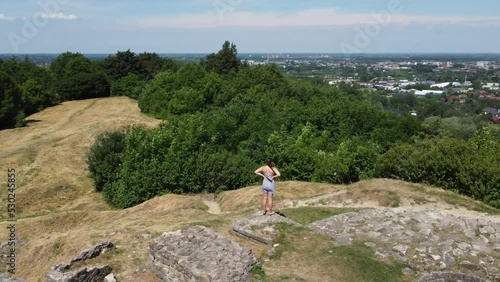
[262, 193, 267, 215]
[268, 194, 273, 215]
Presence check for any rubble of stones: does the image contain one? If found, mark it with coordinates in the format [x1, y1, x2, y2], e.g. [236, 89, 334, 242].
[0, 273, 26, 282]
[149, 225, 258, 282]
[417, 271, 488, 282]
[307, 208, 500, 281]
[46, 241, 117, 282]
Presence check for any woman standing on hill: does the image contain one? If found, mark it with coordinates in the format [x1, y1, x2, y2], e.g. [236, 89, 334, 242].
[254, 158, 281, 215]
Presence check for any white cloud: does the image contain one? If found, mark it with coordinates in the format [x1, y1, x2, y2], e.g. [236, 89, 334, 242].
[130, 8, 500, 29]
[0, 13, 16, 20]
[41, 13, 78, 20]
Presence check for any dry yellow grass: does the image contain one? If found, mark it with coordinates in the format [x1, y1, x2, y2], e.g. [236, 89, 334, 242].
[0, 97, 497, 281]
[0, 97, 161, 218]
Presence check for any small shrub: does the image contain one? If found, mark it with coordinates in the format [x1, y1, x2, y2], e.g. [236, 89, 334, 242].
[86, 130, 127, 192]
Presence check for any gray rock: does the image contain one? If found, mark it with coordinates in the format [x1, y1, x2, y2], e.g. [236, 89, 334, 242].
[367, 231, 381, 238]
[460, 261, 480, 271]
[419, 229, 432, 236]
[430, 254, 441, 261]
[402, 267, 413, 275]
[46, 265, 112, 282]
[364, 242, 377, 248]
[69, 242, 115, 265]
[494, 243, 500, 251]
[335, 233, 352, 245]
[452, 248, 465, 257]
[443, 252, 455, 265]
[415, 247, 427, 253]
[484, 267, 500, 280]
[45, 241, 115, 282]
[104, 273, 117, 282]
[480, 225, 495, 234]
[149, 226, 257, 282]
[0, 273, 27, 282]
[457, 242, 472, 251]
[417, 271, 487, 282]
[392, 245, 409, 256]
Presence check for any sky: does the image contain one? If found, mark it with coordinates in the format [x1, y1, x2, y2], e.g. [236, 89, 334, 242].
[1, 0, 500, 54]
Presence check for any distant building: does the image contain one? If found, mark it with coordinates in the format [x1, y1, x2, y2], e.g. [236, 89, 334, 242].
[483, 107, 500, 115]
[430, 82, 451, 88]
[417, 80, 436, 85]
[450, 88, 467, 93]
[483, 83, 499, 90]
[413, 90, 445, 97]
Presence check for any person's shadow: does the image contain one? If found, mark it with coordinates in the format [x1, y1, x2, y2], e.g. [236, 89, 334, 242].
[275, 211, 286, 217]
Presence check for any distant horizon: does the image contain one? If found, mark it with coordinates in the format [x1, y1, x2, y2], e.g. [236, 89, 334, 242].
[2, 52, 500, 56]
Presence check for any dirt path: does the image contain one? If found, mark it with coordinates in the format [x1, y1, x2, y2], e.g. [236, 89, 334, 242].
[202, 199, 223, 215]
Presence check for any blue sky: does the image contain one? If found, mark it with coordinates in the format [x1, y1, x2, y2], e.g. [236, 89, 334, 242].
[1, 0, 500, 54]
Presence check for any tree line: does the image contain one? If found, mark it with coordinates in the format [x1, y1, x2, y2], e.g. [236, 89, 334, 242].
[0, 50, 179, 128]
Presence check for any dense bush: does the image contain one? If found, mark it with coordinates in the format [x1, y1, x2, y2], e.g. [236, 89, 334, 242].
[375, 129, 500, 208]
[110, 73, 145, 99]
[86, 130, 127, 192]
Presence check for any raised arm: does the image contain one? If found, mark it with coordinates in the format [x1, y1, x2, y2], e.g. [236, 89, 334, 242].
[272, 167, 281, 179]
[254, 167, 265, 178]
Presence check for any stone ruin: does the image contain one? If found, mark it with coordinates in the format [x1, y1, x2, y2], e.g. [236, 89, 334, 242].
[307, 208, 500, 281]
[149, 225, 258, 282]
[46, 241, 116, 282]
[417, 271, 488, 282]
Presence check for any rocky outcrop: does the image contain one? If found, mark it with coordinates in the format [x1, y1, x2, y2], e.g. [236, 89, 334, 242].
[46, 242, 115, 282]
[149, 226, 257, 282]
[307, 208, 499, 280]
[46, 266, 112, 282]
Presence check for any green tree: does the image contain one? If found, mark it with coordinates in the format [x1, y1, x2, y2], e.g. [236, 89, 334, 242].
[51, 52, 93, 78]
[110, 73, 145, 99]
[102, 50, 141, 81]
[136, 52, 168, 80]
[21, 78, 54, 115]
[138, 71, 176, 116]
[0, 71, 23, 128]
[168, 87, 204, 115]
[51, 52, 109, 101]
[57, 72, 110, 101]
[202, 41, 241, 75]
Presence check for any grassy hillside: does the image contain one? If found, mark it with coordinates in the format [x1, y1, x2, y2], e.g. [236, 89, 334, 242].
[0, 97, 497, 282]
